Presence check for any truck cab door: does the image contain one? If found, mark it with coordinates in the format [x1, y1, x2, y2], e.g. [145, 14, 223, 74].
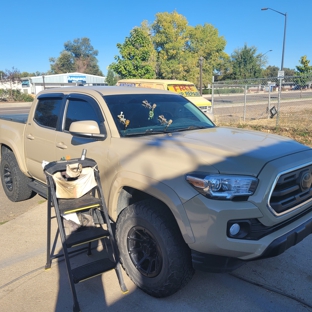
[55, 94, 111, 193]
[24, 94, 65, 183]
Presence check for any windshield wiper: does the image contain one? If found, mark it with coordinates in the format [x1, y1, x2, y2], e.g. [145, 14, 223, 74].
[186, 125, 208, 130]
[170, 125, 208, 132]
[123, 128, 169, 137]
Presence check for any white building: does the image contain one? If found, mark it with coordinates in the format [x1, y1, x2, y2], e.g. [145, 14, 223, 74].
[20, 72, 107, 95]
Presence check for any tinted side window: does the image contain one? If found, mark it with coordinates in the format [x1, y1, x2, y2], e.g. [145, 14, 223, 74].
[34, 97, 62, 129]
[65, 98, 102, 131]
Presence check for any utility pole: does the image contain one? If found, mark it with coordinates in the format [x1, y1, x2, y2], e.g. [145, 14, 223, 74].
[199, 56, 204, 96]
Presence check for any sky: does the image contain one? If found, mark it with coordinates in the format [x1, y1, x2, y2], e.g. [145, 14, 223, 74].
[1, 0, 311, 76]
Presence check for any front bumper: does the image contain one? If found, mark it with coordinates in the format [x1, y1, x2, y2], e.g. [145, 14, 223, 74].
[191, 214, 312, 272]
[257, 213, 312, 259]
[184, 195, 312, 261]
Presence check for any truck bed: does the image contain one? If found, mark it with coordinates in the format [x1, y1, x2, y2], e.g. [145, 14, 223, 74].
[0, 113, 28, 123]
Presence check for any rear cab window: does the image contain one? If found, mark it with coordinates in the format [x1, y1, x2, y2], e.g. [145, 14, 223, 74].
[34, 95, 64, 129]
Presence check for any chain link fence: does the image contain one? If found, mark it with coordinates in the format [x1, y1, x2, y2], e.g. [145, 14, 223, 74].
[207, 75, 312, 128]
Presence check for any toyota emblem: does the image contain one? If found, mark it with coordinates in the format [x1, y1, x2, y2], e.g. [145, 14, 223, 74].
[301, 171, 312, 191]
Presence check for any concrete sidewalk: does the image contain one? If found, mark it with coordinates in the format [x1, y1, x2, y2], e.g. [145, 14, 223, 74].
[0, 201, 140, 312]
[0, 201, 312, 312]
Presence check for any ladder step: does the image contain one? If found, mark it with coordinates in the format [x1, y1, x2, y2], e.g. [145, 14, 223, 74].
[72, 258, 116, 283]
[58, 194, 102, 214]
[65, 226, 109, 248]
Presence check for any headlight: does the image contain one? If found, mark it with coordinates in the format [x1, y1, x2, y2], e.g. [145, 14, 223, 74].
[186, 174, 258, 200]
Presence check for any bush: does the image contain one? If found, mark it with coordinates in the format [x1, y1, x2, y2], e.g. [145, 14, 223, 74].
[0, 89, 33, 102]
[12, 90, 34, 102]
[0, 89, 9, 101]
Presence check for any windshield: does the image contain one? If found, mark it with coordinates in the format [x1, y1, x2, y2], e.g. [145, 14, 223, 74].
[167, 84, 200, 97]
[103, 93, 215, 137]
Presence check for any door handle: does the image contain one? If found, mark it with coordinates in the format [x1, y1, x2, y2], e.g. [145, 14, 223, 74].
[26, 134, 34, 140]
[56, 142, 67, 149]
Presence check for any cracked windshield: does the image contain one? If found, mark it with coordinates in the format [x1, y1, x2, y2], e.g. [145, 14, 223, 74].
[104, 94, 215, 137]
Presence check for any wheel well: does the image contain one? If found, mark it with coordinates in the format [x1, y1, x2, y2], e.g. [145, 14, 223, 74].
[117, 187, 153, 215]
[117, 187, 178, 227]
[1, 145, 12, 159]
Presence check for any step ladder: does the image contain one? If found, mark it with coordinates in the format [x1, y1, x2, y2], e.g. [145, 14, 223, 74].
[44, 156, 128, 312]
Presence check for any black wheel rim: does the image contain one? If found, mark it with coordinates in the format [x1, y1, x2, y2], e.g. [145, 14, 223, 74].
[127, 226, 163, 277]
[3, 164, 13, 192]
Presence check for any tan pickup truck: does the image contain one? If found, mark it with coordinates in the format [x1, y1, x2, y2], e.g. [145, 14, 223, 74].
[1, 86, 312, 298]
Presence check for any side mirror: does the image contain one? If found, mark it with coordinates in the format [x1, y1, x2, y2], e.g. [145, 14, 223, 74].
[69, 120, 105, 139]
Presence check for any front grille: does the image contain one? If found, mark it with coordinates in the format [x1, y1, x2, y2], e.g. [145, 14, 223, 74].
[269, 164, 312, 215]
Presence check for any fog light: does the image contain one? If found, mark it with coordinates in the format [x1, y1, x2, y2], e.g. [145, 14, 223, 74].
[229, 223, 240, 236]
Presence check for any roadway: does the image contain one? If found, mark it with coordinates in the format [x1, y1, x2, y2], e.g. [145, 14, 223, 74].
[205, 90, 312, 105]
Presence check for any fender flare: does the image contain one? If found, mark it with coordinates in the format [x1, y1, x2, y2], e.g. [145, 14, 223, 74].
[109, 171, 195, 244]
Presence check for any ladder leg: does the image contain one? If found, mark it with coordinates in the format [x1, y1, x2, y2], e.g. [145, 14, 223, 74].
[115, 263, 129, 293]
[45, 192, 52, 270]
[59, 216, 82, 312]
[73, 303, 81, 312]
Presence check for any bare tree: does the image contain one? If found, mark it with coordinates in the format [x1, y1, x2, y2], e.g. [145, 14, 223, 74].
[3, 67, 21, 100]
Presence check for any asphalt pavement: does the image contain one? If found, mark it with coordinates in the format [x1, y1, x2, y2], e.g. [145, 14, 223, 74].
[0, 199, 312, 312]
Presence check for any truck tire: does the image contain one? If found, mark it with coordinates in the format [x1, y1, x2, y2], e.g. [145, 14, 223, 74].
[116, 199, 194, 297]
[1, 151, 34, 202]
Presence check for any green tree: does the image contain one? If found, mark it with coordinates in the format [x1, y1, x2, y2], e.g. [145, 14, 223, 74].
[213, 55, 232, 81]
[230, 44, 262, 80]
[106, 68, 120, 85]
[49, 51, 75, 74]
[20, 71, 45, 77]
[262, 66, 295, 78]
[186, 23, 228, 86]
[152, 11, 190, 80]
[262, 65, 279, 78]
[284, 68, 295, 76]
[110, 22, 156, 79]
[110, 11, 228, 85]
[294, 55, 312, 89]
[20, 72, 33, 78]
[49, 37, 103, 76]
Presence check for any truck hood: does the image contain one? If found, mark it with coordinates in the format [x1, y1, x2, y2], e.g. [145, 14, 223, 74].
[131, 127, 309, 176]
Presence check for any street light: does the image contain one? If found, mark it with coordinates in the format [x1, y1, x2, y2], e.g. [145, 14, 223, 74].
[261, 7, 287, 70]
[261, 7, 287, 127]
[199, 56, 204, 96]
[259, 49, 272, 68]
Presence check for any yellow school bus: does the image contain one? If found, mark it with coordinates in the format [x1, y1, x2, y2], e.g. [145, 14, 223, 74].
[116, 79, 214, 120]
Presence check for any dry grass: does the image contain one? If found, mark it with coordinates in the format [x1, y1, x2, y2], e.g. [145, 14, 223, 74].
[218, 109, 312, 147]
